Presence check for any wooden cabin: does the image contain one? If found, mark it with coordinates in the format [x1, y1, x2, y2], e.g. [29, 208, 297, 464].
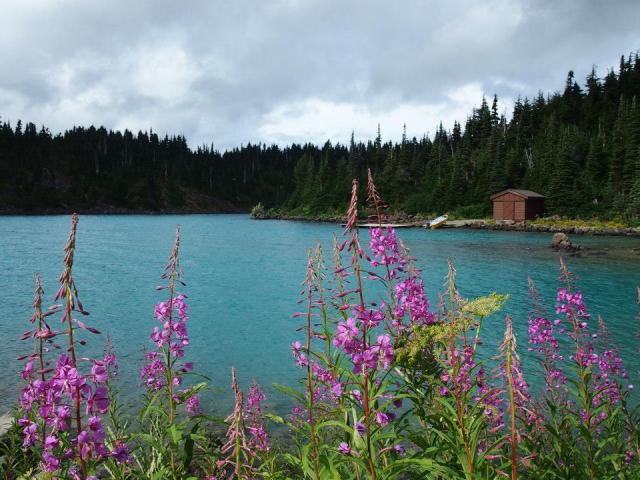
[491, 189, 544, 221]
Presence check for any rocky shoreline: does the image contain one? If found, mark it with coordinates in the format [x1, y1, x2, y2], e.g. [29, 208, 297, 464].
[445, 219, 640, 237]
[4, 207, 638, 237]
[253, 212, 640, 237]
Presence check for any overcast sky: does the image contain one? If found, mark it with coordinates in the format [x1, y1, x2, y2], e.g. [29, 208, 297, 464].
[1, 0, 639, 150]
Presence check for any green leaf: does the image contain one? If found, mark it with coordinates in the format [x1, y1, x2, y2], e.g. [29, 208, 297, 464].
[167, 424, 181, 445]
[183, 423, 200, 470]
[264, 413, 286, 424]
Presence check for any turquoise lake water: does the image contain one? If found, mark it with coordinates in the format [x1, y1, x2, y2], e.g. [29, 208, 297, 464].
[1, 214, 639, 416]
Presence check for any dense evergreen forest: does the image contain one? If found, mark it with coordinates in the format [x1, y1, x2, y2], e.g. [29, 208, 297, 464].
[1, 52, 640, 219]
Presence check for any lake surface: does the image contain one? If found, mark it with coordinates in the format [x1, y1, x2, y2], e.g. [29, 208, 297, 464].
[1, 215, 639, 416]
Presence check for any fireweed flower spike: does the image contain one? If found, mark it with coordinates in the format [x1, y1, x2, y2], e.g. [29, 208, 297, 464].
[592, 318, 628, 406]
[32, 274, 48, 382]
[344, 178, 378, 479]
[246, 382, 270, 452]
[18, 274, 50, 455]
[554, 258, 628, 476]
[498, 315, 534, 480]
[366, 170, 404, 285]
[140, 225, 196, 419]
[57, 215, 96, 476]
[527, 278, 565, 394]
[439, 259, 480, 476]
[344, 178, 360, 237]
[366, 168, 389, 223]
[139, 225, 204, 476]
[221, 367, 251, 478]
[303, 250, 321, 480]
[19, 214, 116, 478]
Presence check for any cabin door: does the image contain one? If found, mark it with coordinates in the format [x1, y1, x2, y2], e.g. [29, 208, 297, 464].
[504, 201, 515, 220]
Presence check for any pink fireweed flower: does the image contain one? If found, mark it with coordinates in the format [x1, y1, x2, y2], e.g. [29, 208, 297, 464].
[590, 321, 630, 407]
[247, 382, 270, 452]
[140, 358, 165, 390]
[394, 278, 435, 327]
[375, 411, 395, 426]
[173, 294, 189, 319]
[20, 360, 35, 380]
[338, 442, 351, 455]
[443, 345, 477, 394]
[330, 380, 343, 397]
[42, 451, 60, 472]
[393, 444, 406, 455]
[110, 442, 130, 465]
[351, 389, 362, 403]
[90, 363, 108, 383]
[44, 434, 59, 451]
[186, 394, 202, 415]
[369, 227, 405, 277]
[22, 421, 38, 447]
[53, 405, 71, 431]
[356, 305, 385, 329]
[86, 385, 110, 414]
[311, 362, 333, 383]
[53, 365, 85, 391]
[333, 317, 360, 354]
[291, 341, 308, 367]
[375, 334, 394, 369]
[528, 316, 558, 350]
[527, 314, 566, 390]
[154, 301, 170, 321]
[556, 289, 590, 320]
[556, 280, 619, 406]
[352, 348, 378, 373]
[499, 319, 538, 427]
[103, 352, 117, 368]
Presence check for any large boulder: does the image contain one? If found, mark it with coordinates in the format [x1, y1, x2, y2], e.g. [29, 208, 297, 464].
[551, 232, 581, 251]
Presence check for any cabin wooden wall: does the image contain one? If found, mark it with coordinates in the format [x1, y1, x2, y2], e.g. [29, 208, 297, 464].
[493, 201, 504, 219]
[493, 194, 544, 221]
[492, 193, 527, 221]
[492, 190, 545, 221]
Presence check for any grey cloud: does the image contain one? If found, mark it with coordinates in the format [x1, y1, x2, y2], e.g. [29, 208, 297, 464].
[0, 0, 639, 149]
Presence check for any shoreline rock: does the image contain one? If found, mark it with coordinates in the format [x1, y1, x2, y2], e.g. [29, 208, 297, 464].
[253, 213, 640, 237]
[0, 412, 12, 437]
[458, 220, 640, 237]
[551, 232, 582, 251]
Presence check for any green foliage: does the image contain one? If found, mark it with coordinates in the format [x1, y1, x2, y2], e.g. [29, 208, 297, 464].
[0, 416, 40, 479]
[462, 293, 509, 319]
[250, 202, 267, 219]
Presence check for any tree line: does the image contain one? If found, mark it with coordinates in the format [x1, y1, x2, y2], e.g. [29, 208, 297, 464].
[1, 51, 639, 219]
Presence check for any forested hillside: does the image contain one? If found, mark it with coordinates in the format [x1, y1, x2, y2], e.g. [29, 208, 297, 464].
[1, 52, 640, 219]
